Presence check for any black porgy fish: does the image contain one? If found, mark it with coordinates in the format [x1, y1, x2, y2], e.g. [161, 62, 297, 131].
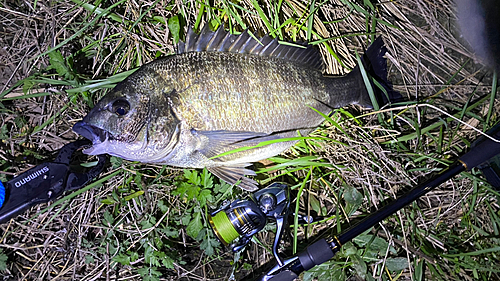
[73, 26, 396, 191]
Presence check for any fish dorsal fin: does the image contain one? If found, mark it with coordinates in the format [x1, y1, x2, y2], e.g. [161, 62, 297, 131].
[177, 25, 324, 70]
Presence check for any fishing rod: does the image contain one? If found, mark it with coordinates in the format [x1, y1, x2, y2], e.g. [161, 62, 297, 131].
[1, 123, 499, 280]
[208, 124, 500, 281]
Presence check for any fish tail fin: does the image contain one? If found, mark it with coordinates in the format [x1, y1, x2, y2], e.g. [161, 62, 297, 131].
[349, 37, 402, 109]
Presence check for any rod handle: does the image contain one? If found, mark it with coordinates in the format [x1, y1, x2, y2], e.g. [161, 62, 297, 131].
[298, 239, 335, 271]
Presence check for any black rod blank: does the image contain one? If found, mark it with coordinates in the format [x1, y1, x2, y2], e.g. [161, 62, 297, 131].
[257, 125, 500, 281]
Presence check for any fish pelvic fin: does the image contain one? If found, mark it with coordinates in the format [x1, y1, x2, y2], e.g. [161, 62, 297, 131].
[343, 37, 402, 109]
[208, 165, 259, 191]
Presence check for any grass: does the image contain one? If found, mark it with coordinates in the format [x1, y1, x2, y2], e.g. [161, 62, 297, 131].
[1, 0, 500, 280]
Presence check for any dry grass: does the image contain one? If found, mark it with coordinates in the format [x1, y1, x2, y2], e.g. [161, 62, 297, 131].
[1, 0, 499, 280]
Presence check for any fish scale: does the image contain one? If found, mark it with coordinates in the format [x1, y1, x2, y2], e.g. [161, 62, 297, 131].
[73, 26, 396, 191]
[157, 52, 330, 133]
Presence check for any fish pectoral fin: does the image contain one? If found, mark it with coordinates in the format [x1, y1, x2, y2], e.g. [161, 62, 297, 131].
[208, 165, 259, 191]
[195, 130, 276, 159]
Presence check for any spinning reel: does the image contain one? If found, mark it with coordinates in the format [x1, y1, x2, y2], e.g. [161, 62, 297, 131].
[208, 183, 290, 265]
[207, 123, 500, 281]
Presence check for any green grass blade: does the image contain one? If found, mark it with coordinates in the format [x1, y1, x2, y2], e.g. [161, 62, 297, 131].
[293, 168, 312, 254]
[251, 0, 272, 32]
[208, 136, 331, 160]
[486, 71, 498, 127]
[0, 92, 55, 101]
[444, 246, 500, 257]
[66, 68, 138, 94]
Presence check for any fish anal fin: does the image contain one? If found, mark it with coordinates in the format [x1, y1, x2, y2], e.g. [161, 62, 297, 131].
[208, 166, 258, 191]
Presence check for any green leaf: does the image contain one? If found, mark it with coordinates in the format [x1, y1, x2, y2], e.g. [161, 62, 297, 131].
[385, 257, 409, 272]
[200, 232, 219, 256]
[242, 262, 253, 271]
[341, 242, 357, 256]
[177, 182, 200, 201]
[84, 255, 94, 264]
[304, 262, 346, 281]
[202, 168, 213, 189]
[66, 69, 138, 94]
[309, 193, 321, 215]
[124, 190, 145, 201]
[214, 181, 231, 195]
[188, 186, 201, 200]
[48, 50, 68, 76]
[343, 185, 362, 214]
[351, 254, 368, 279]
[22, 79, 36, 94]
[186, 212, 203, 239]
[168, 15, 181, 44]
[197, 189, 212, 207]
[112, 253, 131, 265]
[137, 266, 161, 281]
[180, 212, 191, 226]
[110, 156, 123, 168]
[174, 172, 202, 201]
[71, 0, 126, 23]
[159, 226, 179, 238]
[161, 255, 175, 269]
[152, 15, 166, 24]
[101, 196, 116, 205]
[80, 161, 99, 168]
[184, 169, 201, 186]
[134, 172, 143, 189]
[129, 251, 139, 263]
[158, 200, 169, 213]
[144, 246, 157, 266]
[353, 234, 390, 253]
[141, 215, 155, 229]
[413, 259, 425, 281]
[0, 249, 7, 271]
[102, 210, 114, 226]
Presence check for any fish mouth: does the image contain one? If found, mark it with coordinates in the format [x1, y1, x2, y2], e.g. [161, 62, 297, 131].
[73, 121, 112, 148]
[73, 121, 149, 159]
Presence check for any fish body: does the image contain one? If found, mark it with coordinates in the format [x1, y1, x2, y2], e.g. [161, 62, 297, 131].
[73, 26, 394, 190]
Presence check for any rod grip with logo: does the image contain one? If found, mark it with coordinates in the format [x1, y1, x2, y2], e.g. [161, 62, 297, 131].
[0, 162, 69, 224]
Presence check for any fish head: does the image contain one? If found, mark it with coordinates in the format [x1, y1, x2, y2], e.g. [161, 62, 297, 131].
[73, 81, 155, 160]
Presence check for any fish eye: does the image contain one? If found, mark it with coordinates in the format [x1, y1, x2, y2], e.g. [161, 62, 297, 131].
[111, 99, 130, 116]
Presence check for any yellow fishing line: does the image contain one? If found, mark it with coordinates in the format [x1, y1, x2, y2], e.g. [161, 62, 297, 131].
[209, 212, 239, 245]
